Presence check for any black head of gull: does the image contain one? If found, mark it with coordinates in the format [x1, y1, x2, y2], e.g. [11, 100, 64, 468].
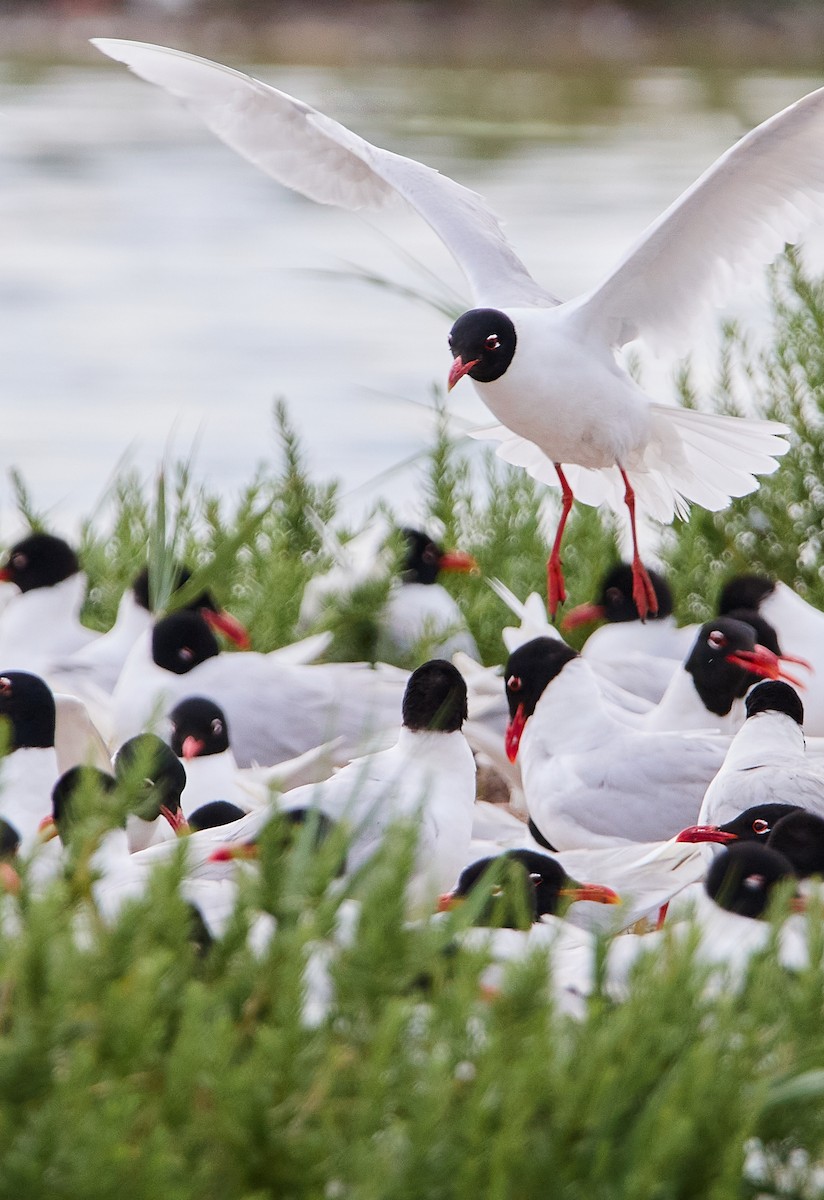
[0, 671, 56, 751]
[683, 616, 801, 718]
[447, 308, 517, 389]
[677, 802, 804, 846]
[705, 842, 799, 919]
[562, 562, 674, 630]
[0, 533, 79, 593]
[0, 818, 20, 860]
[443, 848, 620, 928]
[168, 696, 230, 759]
[766, 810, 824, 879]
[114, 733, 187, 830]
[399, 528, 477, 586]
[717, 574, 776, 618]
[51, 765, 118, 845]
[188, 800, 248, 831]
[744, 678, 804, 725]
[504, 637, 578, 762]
[133, 563, 186, 612]
[401, 659, 468, 733]
[722, 607, 781, 655]
[152, 611, 221, 675]
[133, 565, 249, 647]
[0, 817, 21, 894]
[208, 807, 339, 866]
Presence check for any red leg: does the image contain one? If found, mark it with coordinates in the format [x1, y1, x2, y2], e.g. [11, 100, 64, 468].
[618, 467, 658, 622]
[547, 463, 574, 620]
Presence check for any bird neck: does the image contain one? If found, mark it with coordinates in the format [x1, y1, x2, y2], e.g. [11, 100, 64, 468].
[646, 666, 739, 732]
[725, 712, 806, 771]
[396, 725, 473, 766]
[523, 659, 613, 756]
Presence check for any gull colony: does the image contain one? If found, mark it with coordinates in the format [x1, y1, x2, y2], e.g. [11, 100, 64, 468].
[6, 41, 824, 1006]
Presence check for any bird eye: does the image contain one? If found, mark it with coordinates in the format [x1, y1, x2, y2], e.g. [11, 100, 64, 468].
[211, 719, 223, 735]
[752, 819, 770, 835]
[179, 647, 194, 663]
[528, 873, 542, 884]
[484, 334, 501, 350]
[707, 630, 727, 650]
[507, 675, 522, 693]
[743, 873, 766, 890]
[0, 677, 11, 696]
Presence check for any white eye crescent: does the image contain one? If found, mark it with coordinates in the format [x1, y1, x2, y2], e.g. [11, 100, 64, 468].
[485, 334, 500, 350]
[752, 819, 770, 835]
[507, 675, 522, 692]
[707, 630, 727, 650]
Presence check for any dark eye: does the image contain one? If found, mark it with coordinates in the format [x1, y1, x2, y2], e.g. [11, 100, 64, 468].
[211, 719, 223, 735]
[507, 675, 522, 692]
[707, 630, 727, 650]
[744, 873, 766, 890]
[0, 678, 11, 696]
[179, 647, 194, 663]
[752, 819, 770, 835]
[10, 553, 26, 570]
[485, 334, 501, 350]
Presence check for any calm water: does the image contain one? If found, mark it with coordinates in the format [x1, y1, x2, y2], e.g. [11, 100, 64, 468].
[1, 58, 822, 534]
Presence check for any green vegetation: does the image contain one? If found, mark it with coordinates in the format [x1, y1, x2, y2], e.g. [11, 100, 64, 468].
[0, 787, 824, 1198]
[4, 252, 824, 1195]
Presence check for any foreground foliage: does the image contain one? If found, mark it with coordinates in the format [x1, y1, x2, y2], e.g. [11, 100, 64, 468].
[0, 824, 823, 1200]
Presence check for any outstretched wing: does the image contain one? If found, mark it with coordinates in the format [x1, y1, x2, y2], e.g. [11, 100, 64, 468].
[575, 85, 824, 354]
[91, 39, 558, 310]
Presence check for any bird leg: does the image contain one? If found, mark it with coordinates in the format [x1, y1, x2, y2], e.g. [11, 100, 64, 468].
[619, 467, 658, 621]
[547, 463, 574, 619]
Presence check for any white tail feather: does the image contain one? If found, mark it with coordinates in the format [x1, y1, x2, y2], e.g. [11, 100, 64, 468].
[470, 405, 788, 525]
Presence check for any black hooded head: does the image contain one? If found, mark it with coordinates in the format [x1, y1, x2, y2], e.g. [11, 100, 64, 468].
[402, 660, 468, 732]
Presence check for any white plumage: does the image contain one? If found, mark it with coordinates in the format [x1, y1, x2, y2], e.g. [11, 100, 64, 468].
[512, 655, 729, 850]
[698, 705, 824, 827]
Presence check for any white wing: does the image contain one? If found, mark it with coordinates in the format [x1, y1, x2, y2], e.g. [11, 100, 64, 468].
[576, 85, 824, 354]
[91, 38, 557, 309]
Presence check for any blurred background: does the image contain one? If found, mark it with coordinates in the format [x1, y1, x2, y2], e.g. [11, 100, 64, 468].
[2, 1, 824, 533]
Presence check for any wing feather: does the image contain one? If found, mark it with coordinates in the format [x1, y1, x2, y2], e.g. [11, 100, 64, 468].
[91, 38, 557, 309]
[576, 85, 824, 354]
